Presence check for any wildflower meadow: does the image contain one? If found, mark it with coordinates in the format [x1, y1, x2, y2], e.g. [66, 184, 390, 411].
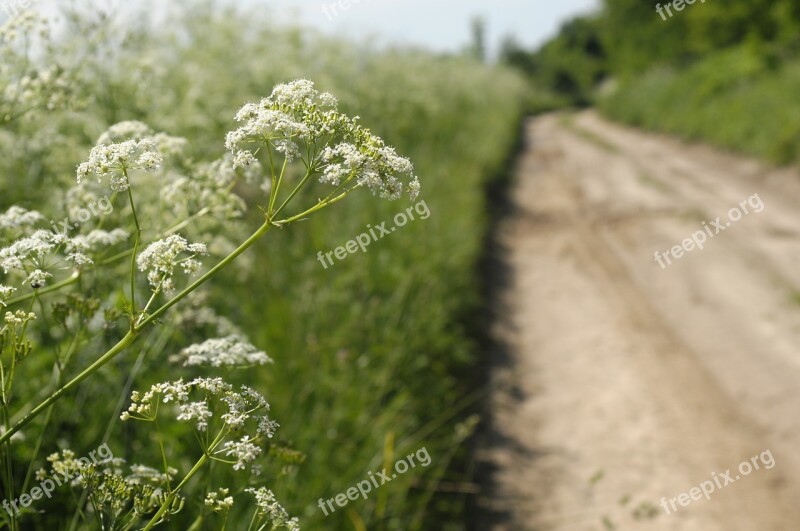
[0, 2, 526, 530]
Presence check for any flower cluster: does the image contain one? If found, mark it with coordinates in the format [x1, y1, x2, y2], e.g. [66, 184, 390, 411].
[219, 435, 261, 471]
[320, 141, 420, 200]
[96, 121, 155, 145]
[0, 11, 51, 47]
[75, 459, 183, 525]
[46, 449, 97, 487]
[126, 464, 177, 486]
[226, 79, 419, 202]
[160, 153, 259, 220]
[171, 335, 272, 368]
[4, 310, 35, 327]
[136, 234, 208, 292]
[0, 229, 98, 288]
[0, 285, 15, 307]
[121, 378, 279, 471]
[71, 229, 129, 251]
[76, 138, 163, 191]
[225, 79, 337, 161]
[3, 65, 74, 112]
[95, 120, 188, 158]
[246, 487, 300, 531]
[205, 488, 234, 513]
[0, 206, 45, 231]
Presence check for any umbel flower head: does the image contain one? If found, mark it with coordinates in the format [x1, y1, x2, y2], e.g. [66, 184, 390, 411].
[0, 285, 15, 307]
[75, 120, 189, 192]
[76, 138, 163, 192]
[0, 228, 116, 288]
[136, 234, 208, 292]
[121, 378, 279, 472]
[226, 79, 420, 202]
[170, 335, 273, 368]
[0, 206, 45, 231]
[246, 487, 300, 531]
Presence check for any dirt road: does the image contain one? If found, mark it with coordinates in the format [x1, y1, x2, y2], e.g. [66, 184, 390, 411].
[478, 111, 800, 530]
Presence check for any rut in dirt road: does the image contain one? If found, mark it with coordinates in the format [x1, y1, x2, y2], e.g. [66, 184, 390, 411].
[476, 111, 800, 531]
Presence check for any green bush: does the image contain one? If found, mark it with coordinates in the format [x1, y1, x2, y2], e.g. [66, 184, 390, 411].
[600, 45, 800, 164]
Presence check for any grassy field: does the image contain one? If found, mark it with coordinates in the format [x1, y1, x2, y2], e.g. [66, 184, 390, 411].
[0, 3, 526, 530]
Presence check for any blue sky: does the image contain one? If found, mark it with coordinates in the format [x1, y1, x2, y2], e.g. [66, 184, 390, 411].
[247, 0, 601, 56]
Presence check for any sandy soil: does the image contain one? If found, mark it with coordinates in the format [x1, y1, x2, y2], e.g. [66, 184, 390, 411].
[477, 111, 800, 530]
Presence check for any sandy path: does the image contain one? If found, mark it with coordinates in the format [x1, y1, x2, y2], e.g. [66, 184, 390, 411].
[477, 111, 800, 530]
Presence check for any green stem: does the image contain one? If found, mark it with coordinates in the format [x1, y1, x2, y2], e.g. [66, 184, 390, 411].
[0, 220, 273, 446]
[268, 151, 289, 215]
[4, 272, 79, 308]
[0, 330, 137, 445]
[276, 187, 355, 225]
[142, 430, 226, 531]
[20, 333, 81, 494]
[126, 182, 142, 323]
[142, 454, 207, 530]
[135, 220, 271, 331]
[270, 167, 313, 220]
[3, 198, 222, 310]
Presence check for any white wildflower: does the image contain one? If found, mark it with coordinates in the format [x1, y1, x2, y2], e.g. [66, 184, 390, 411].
[228, 80, 419, 201]
[0, 206, 44, 230]
[246, 487, 300, 530]
[176, 401, 213, 431]
[257, 416, 280, 438]
[122, 378, 276, 461]
[122, 379, 191, 418]
[0, 285, 15, 307]
[0, 12, 46, 43]
[65, 252, 92, 266]
[4, 310, 36, 326]
[273, 139, 300, 162]
[136, 235, 208, 292]
[226, 79, 338, 163]
[71, 228, 129, 251]
[126, 464, 176, 485]
[76, 138, 163, 191]
[0, 229, 56, 273]
[24, 268, 52, 288]
[320, 139, 417, 200]
[96, 121, 153, 145]
[153, 133, 189, 157]
[408, 176, 421, 201]
[233, 150, 257, 169]
[173, 335, 272, 368]
[205, 488, 234, 512]
[220, 436, 261, 471]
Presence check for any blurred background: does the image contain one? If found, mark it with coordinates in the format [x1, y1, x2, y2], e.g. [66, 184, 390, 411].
[2, 0, 800, 529]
